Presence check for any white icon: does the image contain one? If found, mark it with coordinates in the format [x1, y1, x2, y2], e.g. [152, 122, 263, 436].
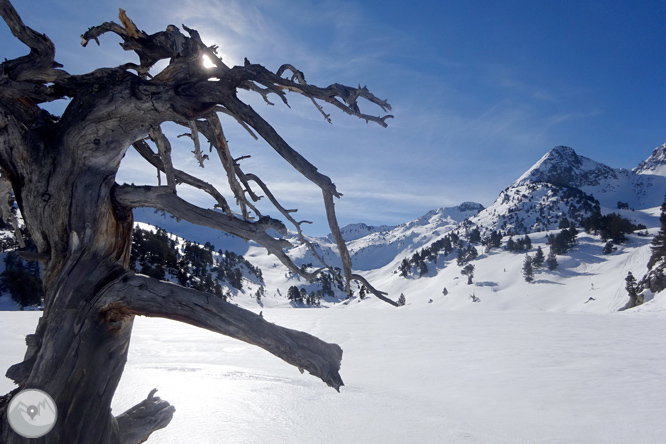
[7, 389, 58, 438]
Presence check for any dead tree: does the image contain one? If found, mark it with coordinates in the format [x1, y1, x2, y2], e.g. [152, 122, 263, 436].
[0, 1, 394, 443]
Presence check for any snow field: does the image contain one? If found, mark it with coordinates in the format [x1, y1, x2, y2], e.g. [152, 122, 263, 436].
[5, 305, 666, 444]
[357, 229, 662, 314]
[106, 308, 666, 444]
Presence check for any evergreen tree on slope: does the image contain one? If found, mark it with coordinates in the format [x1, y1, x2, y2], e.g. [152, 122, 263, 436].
[523, 254, 534, 283]
[648, 194, 666, 269]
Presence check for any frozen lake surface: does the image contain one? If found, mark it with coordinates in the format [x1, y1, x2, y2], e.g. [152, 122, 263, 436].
[2, 306, 666, 443]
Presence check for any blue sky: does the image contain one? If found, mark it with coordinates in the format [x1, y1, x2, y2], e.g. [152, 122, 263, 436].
[3, 0, 666, 236]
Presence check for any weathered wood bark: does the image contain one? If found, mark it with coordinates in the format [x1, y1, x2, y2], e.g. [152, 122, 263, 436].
[0, 1, 392, 442]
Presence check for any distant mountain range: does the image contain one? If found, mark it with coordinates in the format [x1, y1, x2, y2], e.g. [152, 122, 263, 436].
[278, 143, 666, 272]
[123, 141, 666, 311]
[4, 142, 666, 312]
[466, 144, 665, 236]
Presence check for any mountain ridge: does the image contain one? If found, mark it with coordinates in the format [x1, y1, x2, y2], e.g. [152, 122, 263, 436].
[5, 142, 666, 312]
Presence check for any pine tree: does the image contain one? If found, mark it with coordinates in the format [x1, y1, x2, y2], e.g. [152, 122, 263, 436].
[490, 230, 503, 249]
[456, 247, 466, 266]
[255, 286, 265, 302]
[523, 234, 532, 251]
[649, 194, 666, 269]
[467, 246, 479, 262]
[547, 228, 577, 255]
[523, 254, 534, 282]
[461, 264, 475, 285]
[398, 258, 410, 277]
[533, 246, 545, 268]
[546, 249, 558, 271]
[482, 230, 503, 252]
[397, 293, 406, 306]
[603, 241, 614, 255]
[625, 272, 640, 307]
[567, 225, 578, 247]
[287, 285, 302, 303]
[449, 232, 460, 245]
[469, 228, 481, 244]
[456, 245, 479, 266]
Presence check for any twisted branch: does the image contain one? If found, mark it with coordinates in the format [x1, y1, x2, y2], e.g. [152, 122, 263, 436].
[113, 184, 323, 280]
[149, 126, 176, 192]
[101, 273, 344, 390]
[115, 389, 175, 444]
[132, 140, 232, 215]
[81, 8, 394, 302]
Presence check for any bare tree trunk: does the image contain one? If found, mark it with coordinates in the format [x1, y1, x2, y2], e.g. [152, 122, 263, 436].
[0, 1, 392, 442]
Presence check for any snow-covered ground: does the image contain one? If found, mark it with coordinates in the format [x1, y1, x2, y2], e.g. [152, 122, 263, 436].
[3, 144, 666, 442]
[2, 306, 666, 444]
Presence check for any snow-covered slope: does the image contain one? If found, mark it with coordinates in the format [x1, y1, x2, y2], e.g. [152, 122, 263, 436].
[344, 202, 484, 270]
[325, 222, 396, 243]
[133, 208, 253, 255]
[469, 182, 599, 234]
[284, 202, 484, 272]
[364, 227, 666, 313]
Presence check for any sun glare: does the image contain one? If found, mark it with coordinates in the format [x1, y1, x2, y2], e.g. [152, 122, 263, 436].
[202, 54, 216, 69]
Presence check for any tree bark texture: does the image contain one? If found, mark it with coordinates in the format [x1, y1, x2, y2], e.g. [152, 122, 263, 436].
[0, 1, 392, 442]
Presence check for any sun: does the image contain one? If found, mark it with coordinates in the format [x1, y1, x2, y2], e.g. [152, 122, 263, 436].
[201, 54, 216, 69]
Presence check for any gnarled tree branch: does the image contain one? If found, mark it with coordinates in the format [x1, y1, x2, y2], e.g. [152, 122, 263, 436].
[115, 389, 175, 444]
[100, 273, 344, 390]
[244, 172, 330, 274]
[203, 113, 254, 220]
[78, 9, 393, 301]
[112, 184, 322, 281]
[132, 139, 233, 215]
[323, 190, 353, 293]
[218, 91, 342, 198]
[149, 126, 177, 192]
[0, 0, 67, 83]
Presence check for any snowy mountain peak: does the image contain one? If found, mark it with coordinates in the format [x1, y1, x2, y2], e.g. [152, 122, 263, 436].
[454, 202, 486, 213]
[329, 222, 396, 242]
[418, 203, 484, 225]
[469, 143, 666, 235]
[635, 141, 666, 176]
[514, 145, 617, 188]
